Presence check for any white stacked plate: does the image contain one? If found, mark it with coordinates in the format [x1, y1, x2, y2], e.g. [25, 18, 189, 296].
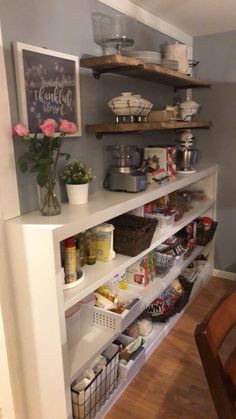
[125, 50, 161, 65]
[161, 59, 179, 71]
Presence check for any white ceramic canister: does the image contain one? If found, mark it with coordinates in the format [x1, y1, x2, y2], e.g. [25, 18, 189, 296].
[95, 223, 116, 261]
[179, 100, 200, 121]
[163, 42, 189, 74]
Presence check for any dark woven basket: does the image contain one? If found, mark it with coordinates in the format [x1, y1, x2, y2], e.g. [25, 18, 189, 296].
[174, 275, 195, 313]
[196, 221, 218, 246]
[110, 214, 157, 257]
[152, 275, 195, 323]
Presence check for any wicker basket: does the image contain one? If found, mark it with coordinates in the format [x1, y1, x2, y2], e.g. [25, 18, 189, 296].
[196, 221, 218, 246]
[110, 214, 157, 257]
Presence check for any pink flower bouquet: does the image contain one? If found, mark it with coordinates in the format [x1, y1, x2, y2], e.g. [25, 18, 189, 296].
[13, 118, 78, 215]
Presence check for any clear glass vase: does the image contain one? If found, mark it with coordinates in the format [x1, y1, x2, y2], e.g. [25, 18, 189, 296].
[37, 181, 61, 216]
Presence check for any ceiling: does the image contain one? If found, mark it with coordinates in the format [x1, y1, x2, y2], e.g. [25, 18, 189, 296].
[129, 0, 236, 37]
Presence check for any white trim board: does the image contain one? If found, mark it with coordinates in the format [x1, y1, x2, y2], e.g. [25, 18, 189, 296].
[213, 269, 236, 281]
[98, 0, 193, 46]
[0, 23, 26, 419]
[0, 27, 20, 220]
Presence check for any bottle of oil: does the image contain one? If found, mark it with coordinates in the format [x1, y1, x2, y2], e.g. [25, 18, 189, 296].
[85, 228, 97, 265]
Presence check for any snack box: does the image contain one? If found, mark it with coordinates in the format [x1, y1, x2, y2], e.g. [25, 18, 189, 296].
[126, 256, 149, 286]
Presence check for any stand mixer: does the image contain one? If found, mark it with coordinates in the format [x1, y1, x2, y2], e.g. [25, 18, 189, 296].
[176, 130, 199, 173]
[104, 145, 147, 192]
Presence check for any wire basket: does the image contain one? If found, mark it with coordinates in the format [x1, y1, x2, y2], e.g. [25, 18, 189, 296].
[196, 221, 218, 246]
[154, 251, 175, 277]
[71, 344, 119, 419]
[111, 214, 157, 257]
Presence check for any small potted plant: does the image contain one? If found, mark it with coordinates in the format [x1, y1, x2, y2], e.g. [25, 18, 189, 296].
[61, 159, 95, 204]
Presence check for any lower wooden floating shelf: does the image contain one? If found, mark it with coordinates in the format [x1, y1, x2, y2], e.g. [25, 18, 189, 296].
[86, 121, 211, 139]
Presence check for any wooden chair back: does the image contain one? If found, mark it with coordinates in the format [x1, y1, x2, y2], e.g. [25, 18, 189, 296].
[195, 290, 236, 419]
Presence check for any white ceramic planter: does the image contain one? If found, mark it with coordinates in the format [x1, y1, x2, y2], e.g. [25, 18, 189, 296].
[66, 183, 89, 205]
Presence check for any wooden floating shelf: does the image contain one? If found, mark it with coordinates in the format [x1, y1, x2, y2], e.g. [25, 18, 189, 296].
[80, 54, 211, 89]
[86, 121, 211, 138]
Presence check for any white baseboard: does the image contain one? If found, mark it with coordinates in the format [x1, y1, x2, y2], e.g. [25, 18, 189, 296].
[213, 269, 236, 281]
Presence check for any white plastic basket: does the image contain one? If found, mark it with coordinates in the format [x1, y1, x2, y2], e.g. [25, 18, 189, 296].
[117, 335, 145, 382]
[155, 212, 175, 229]
[145, 211, 176, 230]
[66, 295, 96, 350]
[92, 290, 141, 333]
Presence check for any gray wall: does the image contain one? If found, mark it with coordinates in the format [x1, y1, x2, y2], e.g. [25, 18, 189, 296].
[0, 0, 178, 213]
[193, 30, 236, 273]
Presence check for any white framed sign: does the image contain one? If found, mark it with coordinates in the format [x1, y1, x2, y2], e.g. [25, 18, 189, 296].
[13, 42, 82, 135]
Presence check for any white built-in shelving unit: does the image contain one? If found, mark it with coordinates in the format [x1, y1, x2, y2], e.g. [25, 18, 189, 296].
[5, 164, 217, 419]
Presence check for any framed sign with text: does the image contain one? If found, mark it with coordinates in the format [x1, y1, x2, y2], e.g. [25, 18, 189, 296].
[13, 42, 81, 135]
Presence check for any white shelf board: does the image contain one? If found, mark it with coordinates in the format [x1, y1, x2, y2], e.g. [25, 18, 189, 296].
[68, 245, 205, 382]
[6, 165, 217, 241]
[64, 198, 214, 310]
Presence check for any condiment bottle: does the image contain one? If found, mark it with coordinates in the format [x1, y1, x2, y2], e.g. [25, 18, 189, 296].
[85, 229, 97, 265]
[64, 237, 77, 283]
[76, 233, 86, 267]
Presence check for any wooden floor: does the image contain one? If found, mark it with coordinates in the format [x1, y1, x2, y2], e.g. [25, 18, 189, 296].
[105, 277, 236, 419]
